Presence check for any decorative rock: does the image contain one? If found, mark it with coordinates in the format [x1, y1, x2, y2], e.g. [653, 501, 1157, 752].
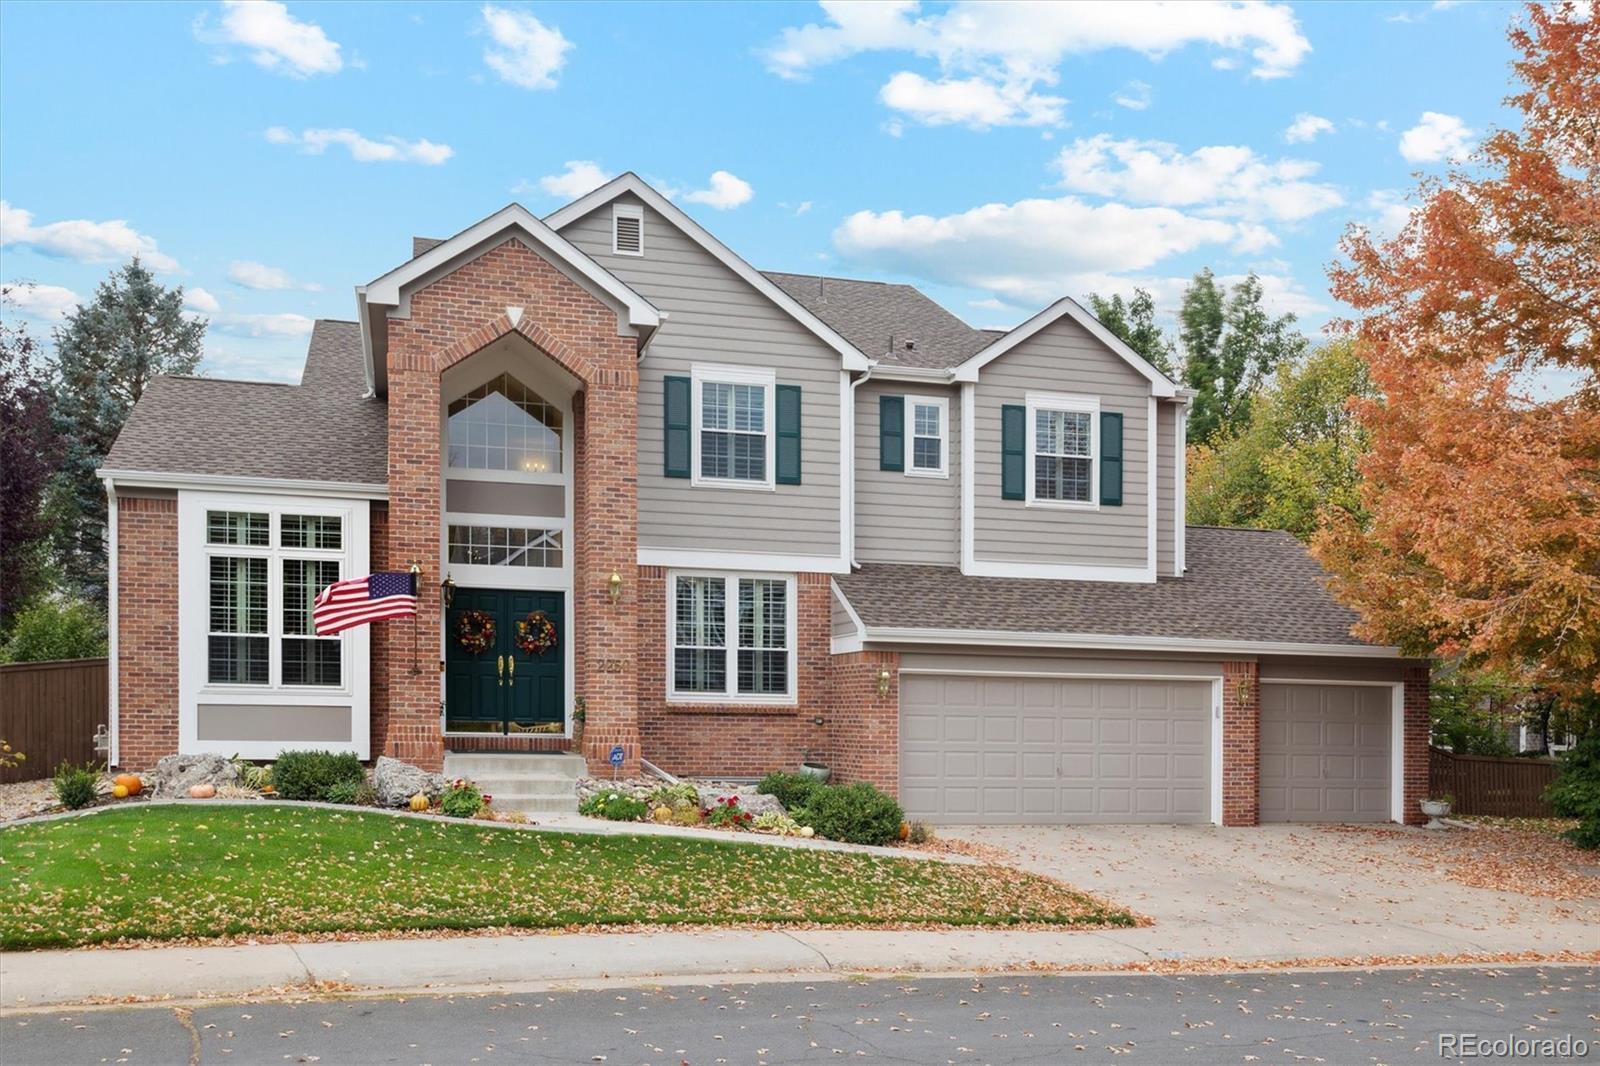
[147, 754, 240, 798]
[373, 756, 444, 808]
[694, 785, 786, 818]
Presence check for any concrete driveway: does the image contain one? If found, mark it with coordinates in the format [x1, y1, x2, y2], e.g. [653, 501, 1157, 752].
[942, 823, 1600, 962]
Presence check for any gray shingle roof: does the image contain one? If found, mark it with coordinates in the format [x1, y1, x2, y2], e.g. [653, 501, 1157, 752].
[763, 271, 991, 370]
[103, 320, 388, 485]
[835, 526, 1382, 649]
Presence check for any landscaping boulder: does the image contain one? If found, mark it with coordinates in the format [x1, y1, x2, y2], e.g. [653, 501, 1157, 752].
[147, 754, 240, 798]
[373, 756, 444, 808]
[695, 785, 785, 818]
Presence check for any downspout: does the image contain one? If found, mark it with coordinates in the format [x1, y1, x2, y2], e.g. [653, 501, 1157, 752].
[103, 475, 119, 768]
[846, 361, 878, 569]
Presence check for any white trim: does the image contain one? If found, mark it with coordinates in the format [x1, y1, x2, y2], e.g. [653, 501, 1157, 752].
[866, 365, 955, 383]
[544, 173, 872, 371]
[959, 382, 976, 574]
[903, 394, 950, 478]
[829, 579, 868, 655]
[1146, 395, 1158, 574]
[1025, 391, 1100, 510]
[611, 202, 644, 256]
[856, 625, 1403, 658]
[952, 296, 1178, 397]
[99, 470, 387, 500]
[1175, 403, 1188, 575]
[899, 667, 1222, 681]
[839, 370, 855, 569]
[639, 547, 849, 575]
[1210, 678, 1224, 826]
[104, 478, 120, 767]
[1261, 679, 1408, 825]
[959, 557, 1156, 582]
[666, 570, 798, 705]
[690, 363, 777, 492]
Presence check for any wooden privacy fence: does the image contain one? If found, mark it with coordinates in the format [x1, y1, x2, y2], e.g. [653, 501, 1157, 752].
[0, 658, 107, 783]
[1429, 746, 1560, 817]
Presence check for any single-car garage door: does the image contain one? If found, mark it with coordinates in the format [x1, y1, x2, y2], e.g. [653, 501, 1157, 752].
[900, 674, 1213, 824]
[1260, 683, 1391, 823]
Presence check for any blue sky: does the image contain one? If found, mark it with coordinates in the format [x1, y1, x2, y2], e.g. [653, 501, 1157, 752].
[0, 0, 1525, 383]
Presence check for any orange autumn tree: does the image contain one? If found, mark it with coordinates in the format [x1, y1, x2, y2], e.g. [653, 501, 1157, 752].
[1316, 2, 1600, 699]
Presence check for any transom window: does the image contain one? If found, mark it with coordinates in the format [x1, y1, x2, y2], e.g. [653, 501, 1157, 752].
[447, 373, 563, 475]
[907, 397, 948, 477]
[692, 366, 774, 489]
[205, 509, 345, 688]
[1027, 393, 1099, 507]
[447, 524, 563, 569]
[670, 573, 794, 701]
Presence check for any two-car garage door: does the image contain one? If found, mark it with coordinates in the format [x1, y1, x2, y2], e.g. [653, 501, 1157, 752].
[900, 674, 1213, 824]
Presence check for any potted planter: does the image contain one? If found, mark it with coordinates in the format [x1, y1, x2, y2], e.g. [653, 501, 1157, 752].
[1419, 795, 1453, 829]
[799, 751, 831, 783]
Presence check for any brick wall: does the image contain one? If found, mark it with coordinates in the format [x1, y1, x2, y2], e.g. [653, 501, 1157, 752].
[635, 567, 830, 778]
[378, 238, 641, 773]
[116, 495, 179, 769]
[826, 650, 901, 794]
[1401, 664, 1431, 825]
[1221, 659, 1260, 826]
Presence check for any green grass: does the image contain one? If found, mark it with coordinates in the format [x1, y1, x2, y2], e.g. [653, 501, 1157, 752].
[0, 806, 1134, 949]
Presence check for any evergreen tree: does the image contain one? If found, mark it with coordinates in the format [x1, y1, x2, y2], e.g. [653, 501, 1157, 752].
[0, 288, 62, 629]
[1179, 269, 1308, 445]
[1086, 288, 1174, 375]
[48, 259, 206, 604]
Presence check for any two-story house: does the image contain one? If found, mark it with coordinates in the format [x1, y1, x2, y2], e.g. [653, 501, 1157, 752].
[102, 173, 1430, 827]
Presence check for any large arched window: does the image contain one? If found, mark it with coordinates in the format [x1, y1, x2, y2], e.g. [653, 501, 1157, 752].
[446, 373, 563, 474]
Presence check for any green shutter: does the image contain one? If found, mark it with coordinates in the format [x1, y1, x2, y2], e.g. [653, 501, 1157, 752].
[1100, 411, 1124, 506]
[663, 375, 691, 479]
[776, 384, 802, 485]
[879, 395, 904, 471]
[1001, 404, 1025, 500]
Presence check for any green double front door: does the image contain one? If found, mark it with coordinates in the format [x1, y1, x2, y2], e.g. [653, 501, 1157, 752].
[444, 588, 565, 735]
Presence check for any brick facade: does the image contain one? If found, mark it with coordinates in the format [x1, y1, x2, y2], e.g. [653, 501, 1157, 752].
[1401, 664, 1431, 826]
[825, 650, 901, 794]
[114, 495, 179, 769]
[1221, 659, 1260, 827]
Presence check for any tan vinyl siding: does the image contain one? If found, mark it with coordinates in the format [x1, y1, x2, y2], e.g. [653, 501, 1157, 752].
[832, 588, 858, 639]
[1157, 401, 1176, 576]
[854, 380, 959, 565]
[972, 317, 1151, 570]
[561, 195, 842, 558]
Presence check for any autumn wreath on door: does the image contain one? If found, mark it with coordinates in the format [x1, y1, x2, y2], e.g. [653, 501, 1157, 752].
[455, 610, 496, 655]
[515, 610, 558, 656]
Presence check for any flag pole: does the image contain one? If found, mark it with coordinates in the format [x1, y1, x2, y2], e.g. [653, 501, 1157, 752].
[409, 563, 422, 675]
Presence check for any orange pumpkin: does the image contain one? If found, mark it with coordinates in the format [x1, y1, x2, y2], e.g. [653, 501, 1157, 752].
[898, 821, 911, 842]
[114, 773, 142, 796]
[409, 792, 430, 812]
[111, 783, 129, 799]
[189, 783, 216, 799]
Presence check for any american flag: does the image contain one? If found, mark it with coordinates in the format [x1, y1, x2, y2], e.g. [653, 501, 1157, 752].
[313, 572, 418, 636]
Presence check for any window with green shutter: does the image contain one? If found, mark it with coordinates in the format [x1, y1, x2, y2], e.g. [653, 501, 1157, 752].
[776, 384, 802, 485]
[1100, 411, 1123, 506]
[879, 395, 904, 471]
[663, 375, 691, 478]
[1001, 404, 1026, 500]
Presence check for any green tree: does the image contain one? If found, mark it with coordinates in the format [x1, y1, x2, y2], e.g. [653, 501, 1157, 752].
[0, 286, 63, 630]
[1179, 269, 1308, 444]
[48, 259, 205, 604]
[0, 598, 107, 663]
[1186, 340, 1373, 541]
[1087, 288, 1174, 375]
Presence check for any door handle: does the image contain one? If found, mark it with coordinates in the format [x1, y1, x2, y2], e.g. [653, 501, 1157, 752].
[497, 655, 504, 686]
[508, 655, 515, 687]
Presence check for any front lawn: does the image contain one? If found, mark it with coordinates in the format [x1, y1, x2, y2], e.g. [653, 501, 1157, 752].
[0, 806, 1134, 949]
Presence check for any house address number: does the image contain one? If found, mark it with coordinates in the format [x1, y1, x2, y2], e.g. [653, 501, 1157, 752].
[593, 658, 626, 674]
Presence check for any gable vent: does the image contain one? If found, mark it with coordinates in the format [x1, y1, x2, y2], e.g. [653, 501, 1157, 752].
[612, 204, 644, 256]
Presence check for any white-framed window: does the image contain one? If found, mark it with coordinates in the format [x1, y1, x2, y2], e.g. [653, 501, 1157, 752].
[1026, 391, 1099, 509]
[667, 572, 796, 703]
[203, 508, 348, 688]
[612, 203, 644, 256]
[691, 364, 775, 490]
[445, 372, 564, 477]
[905, 395, 948, 477]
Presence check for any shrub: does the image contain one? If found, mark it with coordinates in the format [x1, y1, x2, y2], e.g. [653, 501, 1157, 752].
[271, 750, 365, 802]
[0, 598, 107, 664]
[324, 778, 376, 806]
[756, 771, 822, 811]
[752, 811, 801, 836]
[907, 821, 934, 845]
[1546, 734, 1600, 849]
[647, 781, 700, 813]
[705, 795, 754, 829]
[579, 791, 647, 821]
[53, 761, 99, 810]
[440, 779, 484, 818]
[792, 782, 904, 846]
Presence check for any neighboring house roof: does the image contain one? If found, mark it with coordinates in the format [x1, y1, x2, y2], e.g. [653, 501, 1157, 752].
[101, 320, 388, 488]
[834, 526, 1391, 655]
[763, 272, 991, 371]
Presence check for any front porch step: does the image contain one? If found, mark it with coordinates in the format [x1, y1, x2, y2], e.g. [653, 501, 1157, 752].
[464, 773, 578, 797]
[443, 752, 583, 815]
[443, 753, 586, 776]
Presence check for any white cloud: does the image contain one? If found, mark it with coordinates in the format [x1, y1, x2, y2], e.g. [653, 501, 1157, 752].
[1284, 112, 1334, 143]
[200, 345, 303, 382]
[879, 71, 1065, 128]
[212, 311, 316, 338]
[1113, 79, 1152, 111]
[183, 286, 221, 313]
[1, 281, 81, 320]
[684, 171, 755, 210]
[264, 126, 453, 165]
[1365, 189, 1415, 237]
[0, 201, 179, 271]
[535, 160, 612, 199]
[1052, 135, 1343, 223]
[227, 259, 320, 291]
[196, 0, 343, 78]
[765, 1, 1309, 131]
[480, 5, 572, 90]
[1398, 111, 1474, 162]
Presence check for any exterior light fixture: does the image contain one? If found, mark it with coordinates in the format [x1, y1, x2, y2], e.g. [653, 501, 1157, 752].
[876, 667, 893, 698]
[608, 570, 624, 604]
[440, 576, 456, 609]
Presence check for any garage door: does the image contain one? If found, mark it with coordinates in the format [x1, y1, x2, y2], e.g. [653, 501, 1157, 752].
[900, 674, 1213, 824]
[1260, 683, 1390, 823]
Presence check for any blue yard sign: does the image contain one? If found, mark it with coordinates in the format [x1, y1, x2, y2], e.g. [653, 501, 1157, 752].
[609, 745, 625, 778]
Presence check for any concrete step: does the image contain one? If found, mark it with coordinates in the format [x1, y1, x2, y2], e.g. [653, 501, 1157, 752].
[490, 794, 578, 815]
[465, 773, 579, 797]
[443, 753, 585, 777]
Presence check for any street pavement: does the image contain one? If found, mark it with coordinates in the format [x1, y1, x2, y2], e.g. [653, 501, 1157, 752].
[6, 966, 1595, 1065]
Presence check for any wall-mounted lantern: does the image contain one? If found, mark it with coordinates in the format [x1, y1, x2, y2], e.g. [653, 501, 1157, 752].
[876, 667, 893, 698]
[608, 570, 624, 604]
[440, 576, 456, 609]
